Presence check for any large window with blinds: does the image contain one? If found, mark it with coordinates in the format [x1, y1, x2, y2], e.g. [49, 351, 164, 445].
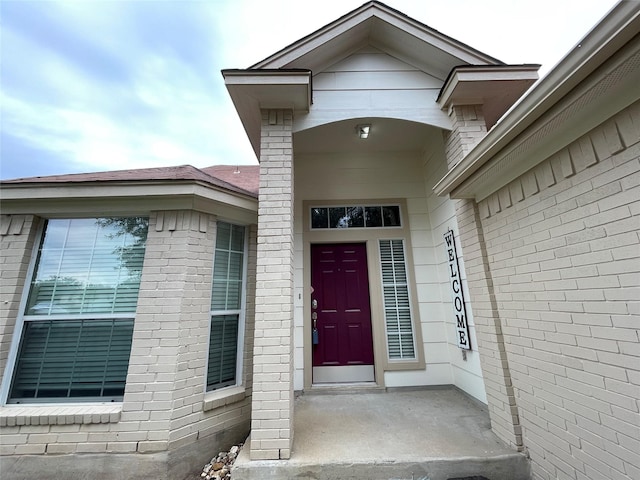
[207, 222, 246, 391]
[8, 217, 148, 403]
[379, 239, 416, 360]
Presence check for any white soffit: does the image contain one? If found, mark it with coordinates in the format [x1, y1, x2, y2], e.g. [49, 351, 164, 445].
[437, 66, 541, 129]
[222, 70, 312, 158]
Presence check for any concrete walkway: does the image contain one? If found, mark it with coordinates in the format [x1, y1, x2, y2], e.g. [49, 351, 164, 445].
[233, 386, 530, 480]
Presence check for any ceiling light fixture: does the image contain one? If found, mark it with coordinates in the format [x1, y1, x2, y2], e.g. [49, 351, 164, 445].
[356, 124, 371, 139]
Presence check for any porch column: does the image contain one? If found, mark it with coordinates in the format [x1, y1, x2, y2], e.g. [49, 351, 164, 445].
[250, 109, 295, 460]
[443, 104, 523, 451]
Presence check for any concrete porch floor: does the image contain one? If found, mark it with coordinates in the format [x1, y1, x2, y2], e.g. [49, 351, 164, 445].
[233, 386, 530, 480]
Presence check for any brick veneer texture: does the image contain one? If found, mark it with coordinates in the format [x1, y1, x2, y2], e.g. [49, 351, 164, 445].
[250, 109, 295, 460]
[472, 101, 640, 479]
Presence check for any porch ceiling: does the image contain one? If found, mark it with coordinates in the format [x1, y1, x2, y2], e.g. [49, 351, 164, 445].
[294, 117, 439, 155]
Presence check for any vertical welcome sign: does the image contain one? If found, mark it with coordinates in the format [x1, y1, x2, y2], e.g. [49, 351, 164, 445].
[444, 229, 471, 350]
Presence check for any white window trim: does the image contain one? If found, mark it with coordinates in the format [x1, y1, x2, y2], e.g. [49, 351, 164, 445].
[204, 223, 248, 394]
[0, 218, 143, 405]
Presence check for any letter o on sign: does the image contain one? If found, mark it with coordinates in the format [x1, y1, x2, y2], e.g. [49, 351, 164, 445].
[454, 296, 463, 312]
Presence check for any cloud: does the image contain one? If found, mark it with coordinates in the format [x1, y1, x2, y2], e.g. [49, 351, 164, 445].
[0, 0, 618, 180]
[1, 0, 258, 179]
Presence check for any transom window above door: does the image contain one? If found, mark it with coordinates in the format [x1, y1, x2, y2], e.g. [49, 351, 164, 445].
[311, 205, 401, 229]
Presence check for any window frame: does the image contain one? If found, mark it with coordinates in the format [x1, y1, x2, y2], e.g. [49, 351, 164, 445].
[309, 204, 403, 230]
[206, 221, 248, 393]
[379, 239, 417, 361]
[1, 217, 147, 405]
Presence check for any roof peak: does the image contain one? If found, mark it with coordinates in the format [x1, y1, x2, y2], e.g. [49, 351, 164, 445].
[248, 0, 502, 76]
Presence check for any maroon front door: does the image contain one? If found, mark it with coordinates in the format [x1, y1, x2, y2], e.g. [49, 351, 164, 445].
[311, 243, 374, 383]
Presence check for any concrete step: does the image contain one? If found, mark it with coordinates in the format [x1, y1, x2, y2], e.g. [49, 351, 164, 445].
[232, 389, 531, 480]
[232, 444, 530, 480]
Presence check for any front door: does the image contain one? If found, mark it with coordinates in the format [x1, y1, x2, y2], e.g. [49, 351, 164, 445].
[311, 243, 374, 383]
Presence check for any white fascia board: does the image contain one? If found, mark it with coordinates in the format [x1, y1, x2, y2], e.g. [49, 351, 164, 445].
[251, 2, 500, 70]
[437, 66, 541, 109]
[223, 71, 312, 86]
[434, 1, 640, 198]
[0, 182, 258, 219]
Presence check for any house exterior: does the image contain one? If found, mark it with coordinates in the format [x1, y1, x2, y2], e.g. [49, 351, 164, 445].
[1, 2, 639, 480]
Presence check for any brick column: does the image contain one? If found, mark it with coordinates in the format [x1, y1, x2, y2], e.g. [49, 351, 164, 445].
[443, 104, 488, 169]
[442, 103, 522, 450]
[0, 215, 39, 377]
[250, 109, 295, 460]
[124, 210, 216, 453]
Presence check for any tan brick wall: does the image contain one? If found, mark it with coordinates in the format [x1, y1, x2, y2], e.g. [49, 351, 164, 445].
[444, 103, 522, 448]
[250, 109, 295, 460]
[0, 210, 253, 460]
[0, 215, 39, 379]
[476, 101, 640, 479]
[456, 198, 523, 450]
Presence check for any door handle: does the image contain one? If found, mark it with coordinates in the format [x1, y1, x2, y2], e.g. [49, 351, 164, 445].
[311, 311, 319, 345]
[312, 299, 318, 309]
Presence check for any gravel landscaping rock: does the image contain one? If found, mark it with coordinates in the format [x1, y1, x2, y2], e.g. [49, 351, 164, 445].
[199, 444, 242, 480]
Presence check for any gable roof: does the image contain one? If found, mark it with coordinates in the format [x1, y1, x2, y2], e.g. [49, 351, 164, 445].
[223, 1, 526, 159]
[251, 1, 503, 79]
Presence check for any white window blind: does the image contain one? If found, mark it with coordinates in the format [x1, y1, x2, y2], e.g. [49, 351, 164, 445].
[208, 222, 246, 391]
[379, 239, 416, 360]
[9, 217, 148, 403]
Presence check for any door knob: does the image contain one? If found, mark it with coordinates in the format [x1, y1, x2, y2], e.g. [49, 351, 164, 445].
[312, 299, 318, 309]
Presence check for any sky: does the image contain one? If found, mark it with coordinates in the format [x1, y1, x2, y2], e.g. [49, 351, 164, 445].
[0, 0, 619, 180]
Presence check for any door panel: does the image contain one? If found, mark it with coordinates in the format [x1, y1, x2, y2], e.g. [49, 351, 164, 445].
[311, 243, 374, 375]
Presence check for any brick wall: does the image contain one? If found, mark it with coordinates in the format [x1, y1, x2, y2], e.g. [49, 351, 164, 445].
[0, 215, 39, 379]
[250, 108, 295, 460]
[476, 101, 640, 479]
[0, 210, 254, 474]
[444, 104, 522, 448]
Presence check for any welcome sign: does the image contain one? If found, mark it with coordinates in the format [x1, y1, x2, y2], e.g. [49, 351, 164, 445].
[444, 229, 471, 350]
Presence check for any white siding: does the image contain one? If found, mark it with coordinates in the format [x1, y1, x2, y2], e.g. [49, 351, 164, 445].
[296, 47, 450, 132]
[423, 130, 487, 403]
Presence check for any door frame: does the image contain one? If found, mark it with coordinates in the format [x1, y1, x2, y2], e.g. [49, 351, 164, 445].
[305, 239, 383, 387]
[311, 242, 375, 383]
[301, 199, 426, 390]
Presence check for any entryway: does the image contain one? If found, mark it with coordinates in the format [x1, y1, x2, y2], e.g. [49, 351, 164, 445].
[310, 243, 375, 383]
[233, 387, 531, 480]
